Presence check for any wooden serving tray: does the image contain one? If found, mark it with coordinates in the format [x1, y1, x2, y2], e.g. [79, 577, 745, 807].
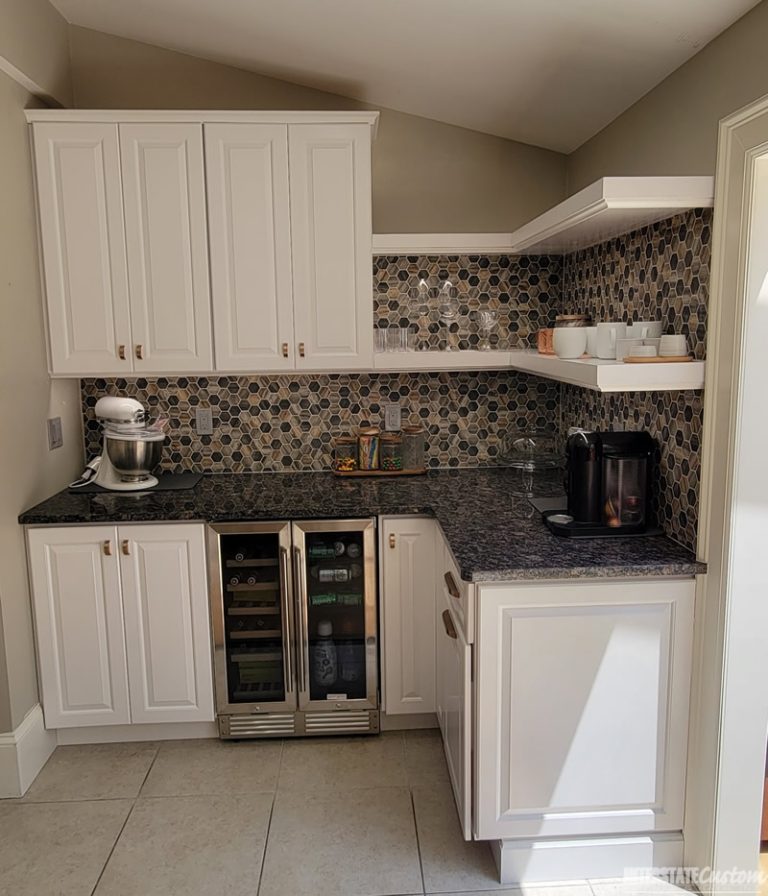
[624, 355, 692, 364]
[333, 468, 427, 478]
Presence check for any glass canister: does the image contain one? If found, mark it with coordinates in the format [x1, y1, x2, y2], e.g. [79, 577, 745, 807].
[333, 436, 358, 472]
[380, 434, 404, 471]
[357, 428, 380, 470]
[401, 425, 425, 470]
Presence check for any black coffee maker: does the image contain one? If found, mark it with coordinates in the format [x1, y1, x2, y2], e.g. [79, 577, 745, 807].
[544, 429, 656, 537]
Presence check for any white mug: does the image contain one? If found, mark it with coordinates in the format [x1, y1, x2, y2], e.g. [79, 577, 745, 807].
[585, 326, 598, 357]
[628, 320, 663, 339]
[553, 327, 587, 359]
[659, 334, 688, 357]
[596, 323, 627, 359]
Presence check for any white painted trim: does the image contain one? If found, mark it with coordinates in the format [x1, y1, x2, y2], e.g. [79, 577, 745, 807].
[24, 109, 379, 133]
[491, 832, 683, 886]
[0, 54, 61, 106]
[372, 233, 515, 254]
[0, 705, 56, 797]
[380, 712, 438, 731]
[56, 721, 218, 745]
[685, 91, 768, 894]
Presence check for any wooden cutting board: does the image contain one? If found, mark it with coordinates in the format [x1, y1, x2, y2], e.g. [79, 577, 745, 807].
[624, 355, 693, 363]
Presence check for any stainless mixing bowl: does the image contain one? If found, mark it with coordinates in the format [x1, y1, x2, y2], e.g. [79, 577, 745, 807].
[105, 435, 165, 481]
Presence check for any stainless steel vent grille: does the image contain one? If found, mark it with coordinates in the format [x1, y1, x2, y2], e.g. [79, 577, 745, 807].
[304, 710, 378, 735]
[220, 714, 295, 738]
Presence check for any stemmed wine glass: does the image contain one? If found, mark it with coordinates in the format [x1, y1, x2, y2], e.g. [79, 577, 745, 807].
[477, 310, 498, 351]
[438, 280, 460, 351]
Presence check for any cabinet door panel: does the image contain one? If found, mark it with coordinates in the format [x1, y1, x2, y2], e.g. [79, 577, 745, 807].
[32, 123, 132, 375]
[475, 579, 695, 840]
[381, 518, 436, 715]
[288, 124, 373, 369]
[27, 527, 130, 728]
[120, 124, 213, 371]
[205, 124, 295, 371]
[119, 524, 214, 724]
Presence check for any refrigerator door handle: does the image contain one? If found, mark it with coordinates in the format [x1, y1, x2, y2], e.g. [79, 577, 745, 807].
[279, 546, 294, 695]
[292, 544, 309, 696]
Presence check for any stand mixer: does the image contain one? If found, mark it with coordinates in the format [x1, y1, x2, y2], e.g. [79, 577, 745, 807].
[73, 396, 167, 491]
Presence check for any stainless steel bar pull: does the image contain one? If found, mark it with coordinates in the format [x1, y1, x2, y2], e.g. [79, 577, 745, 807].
[279, 546, 294, 694]
[292, 545, 308, 694]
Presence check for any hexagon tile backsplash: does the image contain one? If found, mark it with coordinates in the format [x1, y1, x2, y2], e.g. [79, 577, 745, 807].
[81, 209, 710, 555]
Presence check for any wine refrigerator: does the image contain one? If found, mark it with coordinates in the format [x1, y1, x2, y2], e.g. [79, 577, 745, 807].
[207, 519, 379, 738]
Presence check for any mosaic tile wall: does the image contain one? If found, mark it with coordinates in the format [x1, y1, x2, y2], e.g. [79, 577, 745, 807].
[560, 208, 712, 552]
[373, 254, 562, 350]
[82, 372, 560, 473]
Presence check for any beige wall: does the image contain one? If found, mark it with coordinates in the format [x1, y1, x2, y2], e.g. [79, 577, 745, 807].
[0, 71, 83, 731]
[0, 0, 71, 104]
[68, 26, 567, 232]
[567, 0, 768, 191]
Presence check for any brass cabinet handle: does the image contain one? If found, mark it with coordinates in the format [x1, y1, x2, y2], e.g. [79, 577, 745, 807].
[102, 540, 112, 557]
[135, 344, 143, 360]
[442, 609, 458, 640]
[121, 539, 130, 556]
[444, 571, 461, 599]
[298, 342, 305, 358]
[389, 533, 396, 549]
[118, 344, 126, 360]
[282, 342, 289, 358]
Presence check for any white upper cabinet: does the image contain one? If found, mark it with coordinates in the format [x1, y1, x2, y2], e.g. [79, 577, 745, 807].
[289, 123, 374, 370]
[31, 123, 132, 375]
[120, 123, 213, 372]
[205, 123, 295, 371]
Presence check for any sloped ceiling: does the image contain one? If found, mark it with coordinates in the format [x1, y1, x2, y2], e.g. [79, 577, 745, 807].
[52, 0, 760, 152]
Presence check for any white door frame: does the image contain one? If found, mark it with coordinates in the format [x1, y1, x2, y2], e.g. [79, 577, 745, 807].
[685, 92, 768, 895]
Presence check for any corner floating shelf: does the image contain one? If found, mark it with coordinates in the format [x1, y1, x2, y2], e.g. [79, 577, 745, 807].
[373, 350, 514, 372]
[372, 175, 715, 256]
[507, 351, 706, 392]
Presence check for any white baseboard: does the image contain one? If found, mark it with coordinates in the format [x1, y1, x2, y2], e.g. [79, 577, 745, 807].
[0, 704, 56, 797]
[491, 832, 684, 886]
[56, 721, 219, 745]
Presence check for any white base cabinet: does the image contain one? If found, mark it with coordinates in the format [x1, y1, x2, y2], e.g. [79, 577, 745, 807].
[381, 518, 437, 715]
[28, 524, 214, 729]
[474, 578, 695, 841]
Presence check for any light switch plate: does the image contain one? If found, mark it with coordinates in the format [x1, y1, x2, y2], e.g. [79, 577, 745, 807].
[47, 416, 63, 450]
[195, 407, 214, 435]
[384, 403, 402, 432]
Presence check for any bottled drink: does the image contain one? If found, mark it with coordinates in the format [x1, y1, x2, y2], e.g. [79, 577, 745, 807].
[312, 620, 337, 687]
[339, 642, 364, 683]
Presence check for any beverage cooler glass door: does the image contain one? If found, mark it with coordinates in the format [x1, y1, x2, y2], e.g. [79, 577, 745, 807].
[292, 519, 378, 711]
[208, 523, 296, 714]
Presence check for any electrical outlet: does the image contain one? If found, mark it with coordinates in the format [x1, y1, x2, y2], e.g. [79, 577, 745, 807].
[384, 402, 402, 432]
[47, 416, 63, 450]
[195, 407, 214, 435]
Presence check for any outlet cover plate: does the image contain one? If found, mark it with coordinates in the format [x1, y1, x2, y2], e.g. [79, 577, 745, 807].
[384, 403, 402, 432]
[195, 407, 214, 435]
[47, 416, 63, 450]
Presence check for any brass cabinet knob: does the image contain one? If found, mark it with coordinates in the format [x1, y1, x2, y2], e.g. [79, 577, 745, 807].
[298, 342, 305, 358]
[102, 540, 112, 557]
[118, 344, 126, 360]
[282, 342, 289, 358]
[135, 344, 143, 360]
[121, 539, 130, 556]
[389, 533, 396, 549]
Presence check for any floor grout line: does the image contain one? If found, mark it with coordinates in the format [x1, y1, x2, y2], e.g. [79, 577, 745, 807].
[255, 792, 277, 896]
[88, 797, 137, 896]
[409, 787, 428, 896]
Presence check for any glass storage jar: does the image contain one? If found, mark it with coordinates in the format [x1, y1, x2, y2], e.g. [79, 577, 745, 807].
[357, 428, 380, 470]
[380, 434, 404, 471]
[401, 425, 425, 470]
[333, 436, 358, 473]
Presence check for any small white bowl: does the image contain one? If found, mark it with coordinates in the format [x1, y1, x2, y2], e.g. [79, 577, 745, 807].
[627, 345, 658, 359]
[659, 334, 688, 356]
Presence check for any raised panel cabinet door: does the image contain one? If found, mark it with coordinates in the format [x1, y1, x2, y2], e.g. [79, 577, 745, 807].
[381, 518, 437, 714]
[474, 578, 695, 840]
[437, 593, 473, 840]
[119, 123, 213, 372]
[26, 527, 130, 728]
[288, 123, 373, 369]
[205, 124, 295, 371]
[119, 524, 214, 723]
[31, 123, 132, 375]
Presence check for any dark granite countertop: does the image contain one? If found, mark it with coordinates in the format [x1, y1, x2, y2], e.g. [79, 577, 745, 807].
[19, 469, 705, 582]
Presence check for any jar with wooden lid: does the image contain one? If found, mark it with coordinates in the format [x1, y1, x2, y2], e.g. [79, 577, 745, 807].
[357, 428, 380, 470]
[555, 314, 592, 328]
[333, 436, 358, 472]
[401, 425, 425, 470]
[380, 433, 403, 471]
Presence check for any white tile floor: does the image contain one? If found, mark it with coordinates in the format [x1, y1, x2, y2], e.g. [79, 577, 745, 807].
[0, 729, 698, 896]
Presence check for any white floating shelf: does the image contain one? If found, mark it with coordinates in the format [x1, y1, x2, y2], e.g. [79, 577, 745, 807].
[372, 176, 714, 257]
[373, 350, 514, 372]
[507, 350, 706, 392]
